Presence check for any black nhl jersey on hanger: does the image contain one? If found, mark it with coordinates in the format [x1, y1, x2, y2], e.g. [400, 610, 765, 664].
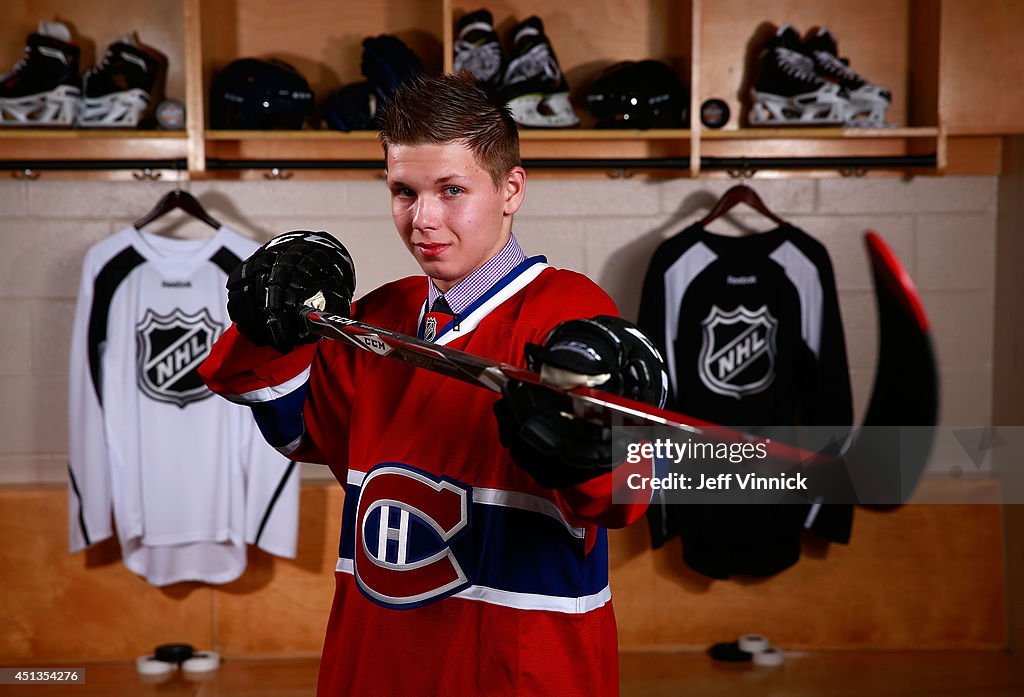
[638, 221, 853, 579]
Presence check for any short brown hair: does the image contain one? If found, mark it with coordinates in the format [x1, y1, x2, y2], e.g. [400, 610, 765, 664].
[379, 72, 521, 187]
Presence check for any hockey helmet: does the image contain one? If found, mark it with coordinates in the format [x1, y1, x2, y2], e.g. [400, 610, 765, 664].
[585, 60, 688, 129]
[209, 58, 314, 130]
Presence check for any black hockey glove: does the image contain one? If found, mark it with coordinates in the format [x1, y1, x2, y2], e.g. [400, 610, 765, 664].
[226, 230, 355, 353]
[494, 316, 669, 488]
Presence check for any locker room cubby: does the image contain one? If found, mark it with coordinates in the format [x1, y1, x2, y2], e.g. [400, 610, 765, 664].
[0, 0, 189, 166]
[0, 0, 1021, 177]
[695, 0, 941, 166]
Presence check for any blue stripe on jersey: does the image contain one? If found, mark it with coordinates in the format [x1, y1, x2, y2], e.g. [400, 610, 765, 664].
[339, 480, 609, 602]
[249, 381, 309, 449]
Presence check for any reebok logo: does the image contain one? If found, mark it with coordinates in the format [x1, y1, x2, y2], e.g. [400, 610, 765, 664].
[161, 280, 192, 289]
[726, 275, 758, 285]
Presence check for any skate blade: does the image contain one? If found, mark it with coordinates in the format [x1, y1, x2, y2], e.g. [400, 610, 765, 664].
[0, 85, 80, 126]
[749, 89, 847, 126]
[507, 92, 579, 128]
[77, 88, 150, 128]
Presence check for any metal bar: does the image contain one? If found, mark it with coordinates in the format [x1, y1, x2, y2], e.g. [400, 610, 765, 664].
[206, 158, 385, 170]
[0, 159, 187, 171]
[701, 155, 938, 169]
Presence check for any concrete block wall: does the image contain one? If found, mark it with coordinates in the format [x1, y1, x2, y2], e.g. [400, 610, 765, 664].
[0, 175, 998, 484]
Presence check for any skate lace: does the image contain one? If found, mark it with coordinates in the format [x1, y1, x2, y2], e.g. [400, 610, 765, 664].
[504, 42, 561, 86]
[0, 48, 32, 81]
[454, 40, 502, 77]
[814, 51, 860, 81]
[84, 51, 111, 80]
[777, 47, 820, 82]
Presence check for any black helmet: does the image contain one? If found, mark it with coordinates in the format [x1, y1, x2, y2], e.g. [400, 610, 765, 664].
[209, 58, 314, 129]
[585, 60, 688, 129]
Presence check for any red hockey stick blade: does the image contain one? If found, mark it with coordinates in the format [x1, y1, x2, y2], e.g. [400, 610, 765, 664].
[841, 232, 940, 503]
[861, 231, 938, 429]
[300, 309, 818, 466]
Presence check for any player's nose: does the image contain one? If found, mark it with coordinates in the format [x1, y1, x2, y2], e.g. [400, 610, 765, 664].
[412, 195, 441, 232]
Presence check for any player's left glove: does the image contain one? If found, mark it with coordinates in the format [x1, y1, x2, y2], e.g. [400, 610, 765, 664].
[493, 315, 669, 488]
[226, 230, 356, 353]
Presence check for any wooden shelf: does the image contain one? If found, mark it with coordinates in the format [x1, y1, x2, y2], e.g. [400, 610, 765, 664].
[701, 127, 939, 140]
[0, 129, 188, 161]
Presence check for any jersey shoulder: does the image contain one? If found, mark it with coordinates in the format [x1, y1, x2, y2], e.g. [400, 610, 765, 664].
[516, 265, 618, 323]
[214, 226, 261, 258]
[81, 228, 140, 273]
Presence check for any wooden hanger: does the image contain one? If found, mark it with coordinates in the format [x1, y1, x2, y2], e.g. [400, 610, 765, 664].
[700, 184, 785, 227]
[134, 189, 221, 231]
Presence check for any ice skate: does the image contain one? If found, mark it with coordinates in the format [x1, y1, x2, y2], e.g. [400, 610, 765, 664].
[806, 27, 891, 127]
[749, 24, 848, 127]
[78, 32, 165, 128]
[453, 8, 503, 93]
[499, 16, 579, 128]
[0, 21, 81, 127]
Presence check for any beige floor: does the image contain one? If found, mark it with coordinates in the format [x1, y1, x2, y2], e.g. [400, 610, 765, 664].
[3, 651, 1023, 696]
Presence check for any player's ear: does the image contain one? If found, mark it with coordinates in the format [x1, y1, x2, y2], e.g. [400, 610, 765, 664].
[502, 166, 526, 216]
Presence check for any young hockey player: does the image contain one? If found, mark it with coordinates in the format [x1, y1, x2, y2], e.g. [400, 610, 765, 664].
[199, 72, 666, 697]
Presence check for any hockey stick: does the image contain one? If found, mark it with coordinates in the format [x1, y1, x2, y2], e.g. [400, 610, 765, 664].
[301, 232, 938, 484]
[301, 305, 815, 464]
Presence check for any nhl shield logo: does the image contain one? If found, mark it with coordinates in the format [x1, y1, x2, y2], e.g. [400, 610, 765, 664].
[136, 308, 222, 408]
[698, 305, 778, 399]
[423, 316, 438, 342]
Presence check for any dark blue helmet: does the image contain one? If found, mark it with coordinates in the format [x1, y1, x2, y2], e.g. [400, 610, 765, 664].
[210, 58, 314, 130]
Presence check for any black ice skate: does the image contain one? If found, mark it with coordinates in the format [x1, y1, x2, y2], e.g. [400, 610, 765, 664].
[0, 21, 81, 127]
[749, 24, 848, 126]
[499, 16, 578, 128]
[806, 27, 891, 127]
[78, 33, 165, 128]
[453, 8, 503, 93]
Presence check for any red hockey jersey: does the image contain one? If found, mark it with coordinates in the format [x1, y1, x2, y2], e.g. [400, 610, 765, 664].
[200, 257, 651, 696]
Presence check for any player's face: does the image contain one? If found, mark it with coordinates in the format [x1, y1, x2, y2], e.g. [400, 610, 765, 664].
[386, 141, 525, 291]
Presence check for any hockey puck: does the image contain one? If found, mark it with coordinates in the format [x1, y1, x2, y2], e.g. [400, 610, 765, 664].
[753, 647, 785, 666]
[154, 642, 194, 663]
[738, 634, 771, 653]
[155, 99, 186, 130]
[707, 641, 753, 662]
[182, 651, 221, 673]
[700, 98, 730, 129]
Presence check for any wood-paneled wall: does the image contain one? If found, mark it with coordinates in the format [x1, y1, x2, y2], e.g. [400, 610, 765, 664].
[0, 482, 1005, 663]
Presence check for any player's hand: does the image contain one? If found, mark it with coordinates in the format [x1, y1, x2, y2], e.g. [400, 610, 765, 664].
[227, 230, 356, 353]
[494, 380, 618, 488]
[493, 316, 668, 488]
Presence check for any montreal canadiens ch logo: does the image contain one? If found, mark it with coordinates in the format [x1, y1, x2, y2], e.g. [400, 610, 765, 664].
[136, 308, 221, 408]
[354, 464, 471, 609]
[698, 305, 778, 399]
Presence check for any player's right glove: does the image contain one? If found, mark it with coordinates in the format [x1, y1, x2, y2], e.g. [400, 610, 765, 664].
[494, 316, 669, 488]
[226, 230, 356, 353]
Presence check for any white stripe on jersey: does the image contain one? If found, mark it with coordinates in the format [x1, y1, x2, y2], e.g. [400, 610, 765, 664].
[334, 557, 612, 615]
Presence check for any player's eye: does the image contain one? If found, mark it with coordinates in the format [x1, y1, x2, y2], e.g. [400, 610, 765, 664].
[443, 186, 463, 197]
[393, 187, 415, 198]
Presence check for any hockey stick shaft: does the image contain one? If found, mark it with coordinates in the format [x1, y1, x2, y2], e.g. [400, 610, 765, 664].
[300, 308, 818, 465]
